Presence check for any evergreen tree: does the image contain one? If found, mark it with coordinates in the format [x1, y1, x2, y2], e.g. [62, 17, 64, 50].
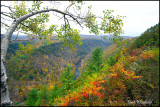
[35, 85, 49, 106]
[60, 65, 74, 91]
[87, 47, 103, 72]
[25, 88, 38, 106]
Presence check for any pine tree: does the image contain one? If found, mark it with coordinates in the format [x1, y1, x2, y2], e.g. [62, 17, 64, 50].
[87, 47, 103, 72]
[25, 88, 38, 106]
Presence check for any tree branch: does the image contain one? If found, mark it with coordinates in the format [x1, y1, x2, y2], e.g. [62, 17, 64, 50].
[1, 5, 15, 9]
[64, 15, 67, 35]
[66, 3, 75, 13]
[65, 17, 71, 29]
[16, 8, 83, 28]
[1, 17, 13, 21]
[1, 12, 14, 19]
[1, 22, 10, 27]
[1, 22, 28, 37]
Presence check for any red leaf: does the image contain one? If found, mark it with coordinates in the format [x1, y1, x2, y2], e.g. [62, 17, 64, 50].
[126, 77, 129, 79]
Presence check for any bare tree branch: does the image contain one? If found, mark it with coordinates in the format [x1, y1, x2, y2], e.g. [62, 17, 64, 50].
[64, 15, 67, 35]
[1, 12, 11, 15]
[66, 3, 74, 13]
[8, 7, 17, 19]
[1, 17, 13, 21]
[1, 5, 15, 9]
[1, 13, 14, 19]
[65, 17, 71, 29]
[58, 16, 64, 21]
[52, 11, 62, 19]
[73, 6, 79, 16]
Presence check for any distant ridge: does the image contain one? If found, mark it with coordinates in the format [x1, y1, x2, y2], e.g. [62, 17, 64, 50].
[1, 34, 133, 41]
[1, 34, 28, 41]
[79, 34, 134, 39]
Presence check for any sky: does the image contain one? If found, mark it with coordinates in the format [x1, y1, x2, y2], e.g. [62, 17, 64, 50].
[1, 1, 159, 37]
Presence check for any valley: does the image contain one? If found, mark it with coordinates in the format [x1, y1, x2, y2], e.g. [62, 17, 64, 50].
[5, 35, 113, 104]
[3, 23, 159, 106]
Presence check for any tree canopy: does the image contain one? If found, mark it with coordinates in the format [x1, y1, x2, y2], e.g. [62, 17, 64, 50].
[1, 1, 125, 52]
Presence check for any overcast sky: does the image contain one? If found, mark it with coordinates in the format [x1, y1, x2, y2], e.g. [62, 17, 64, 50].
[1, 1, 159, 37]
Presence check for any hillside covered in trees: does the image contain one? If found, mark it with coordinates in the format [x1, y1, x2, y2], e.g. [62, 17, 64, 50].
[6, 23, 159, 106]
[5, 37, 112, 104]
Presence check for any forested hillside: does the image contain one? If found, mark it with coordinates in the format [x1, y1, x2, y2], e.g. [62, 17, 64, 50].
[6, 22, 159, 106]
[5, 38, 112, 105]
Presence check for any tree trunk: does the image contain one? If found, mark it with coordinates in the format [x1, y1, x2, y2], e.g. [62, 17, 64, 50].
[1, 20, 18, 106]
[1, 59, 13, 106]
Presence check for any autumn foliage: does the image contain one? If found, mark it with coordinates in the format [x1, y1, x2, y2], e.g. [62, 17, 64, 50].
[6, 23, 159, 106]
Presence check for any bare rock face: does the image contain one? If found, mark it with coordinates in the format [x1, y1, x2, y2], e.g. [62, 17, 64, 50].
[1, 59, 13, 106]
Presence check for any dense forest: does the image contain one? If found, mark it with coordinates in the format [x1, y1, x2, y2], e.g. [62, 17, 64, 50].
[5, 23, 159, 106]
[5, 37, 112, 105]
